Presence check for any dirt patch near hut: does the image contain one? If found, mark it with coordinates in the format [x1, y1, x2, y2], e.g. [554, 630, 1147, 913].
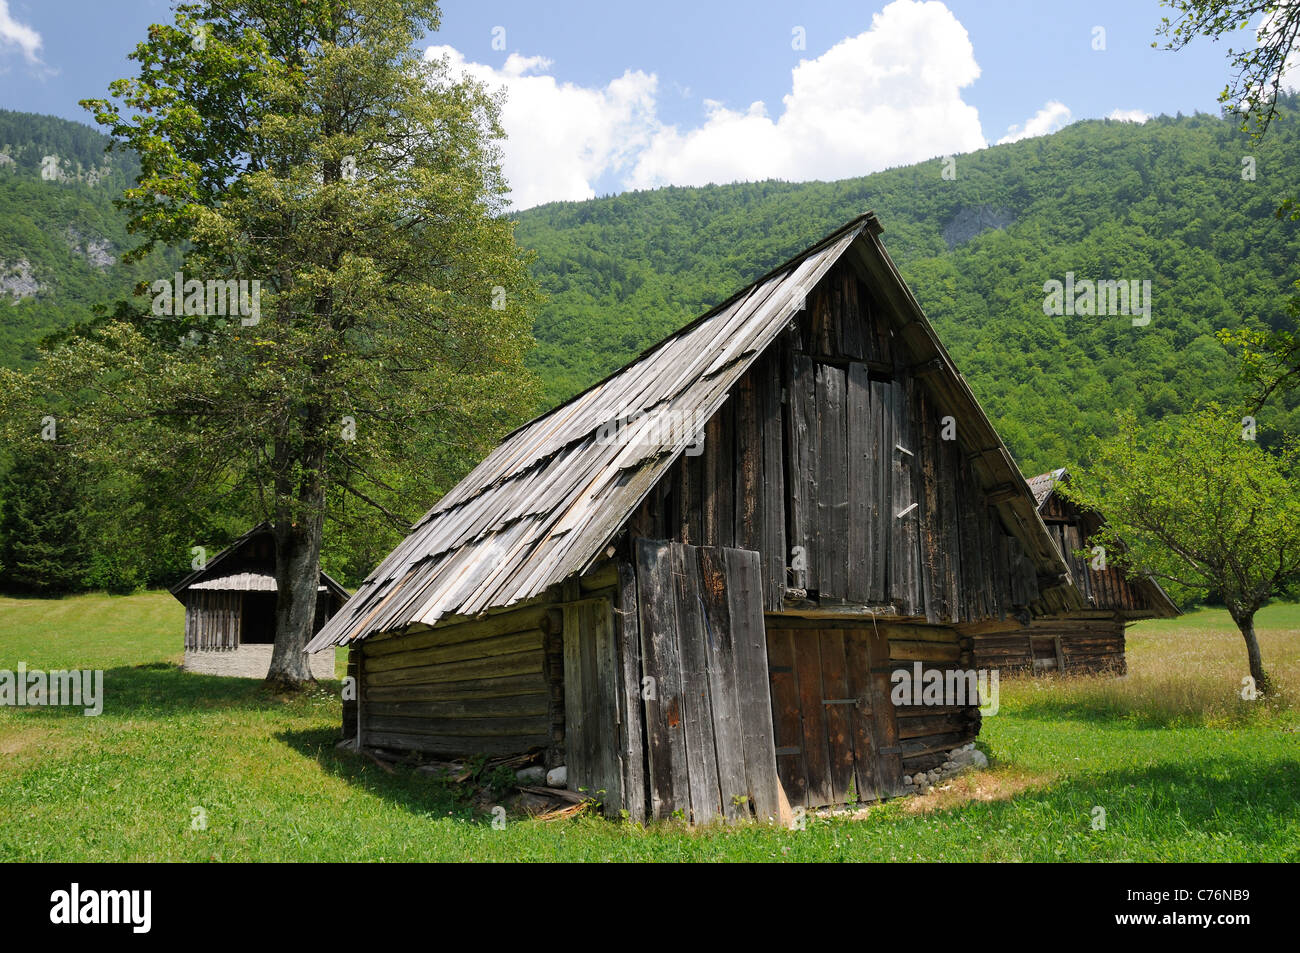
[900, 767, 1057, 814]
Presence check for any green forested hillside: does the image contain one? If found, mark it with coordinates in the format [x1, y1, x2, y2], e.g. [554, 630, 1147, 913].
[0, 110, 178, 368]
[515, 103, 1300, 473]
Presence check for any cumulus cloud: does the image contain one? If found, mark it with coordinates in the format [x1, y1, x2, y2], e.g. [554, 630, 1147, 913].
[1108, 108, 1151, 123]
[997, 100, 1072, 144]
[628, 0, 986, 189]
[431, 0, 988, 208]
[426, 46, 656, 209]
[0, 0, 41, 63]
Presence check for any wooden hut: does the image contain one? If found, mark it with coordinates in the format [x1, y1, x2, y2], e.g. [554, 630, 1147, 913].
[171, 523, 348, 679]
[972, 468, 1179, 676]
[307, 214, 1082, 822]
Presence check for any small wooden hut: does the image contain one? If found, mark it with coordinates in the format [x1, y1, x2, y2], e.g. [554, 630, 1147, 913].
[972, 469, 1179, 675]
[171, 523, 348, 679]
[307, 214, 1083, 822]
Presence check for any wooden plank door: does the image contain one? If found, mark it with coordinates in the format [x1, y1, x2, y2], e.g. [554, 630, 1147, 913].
[767, 624, 903, 808]
[633, 538, 783, 823]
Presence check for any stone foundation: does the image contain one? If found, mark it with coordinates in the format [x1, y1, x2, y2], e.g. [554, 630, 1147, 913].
[901, 743, 989, 794]
[183, 645, 338, 680]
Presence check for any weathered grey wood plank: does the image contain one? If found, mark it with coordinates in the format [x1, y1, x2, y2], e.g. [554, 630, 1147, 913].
[697, 546, 748, 821]
[673, 542, 721, 823]
[615, 561, 648, 823]
[815, 363, 849, 600]
[634, 537, 686, 819]
[725, 546, 783, 822]
[846, 362, 873, 603]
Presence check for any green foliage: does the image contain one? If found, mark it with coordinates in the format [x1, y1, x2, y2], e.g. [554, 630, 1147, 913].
[1155, 0, 1300, 137]
[0, 110, 180, 369]
[1065, 405, 1300, 689]
[0, 442, 89, 594]
[0, 1, 541, 625]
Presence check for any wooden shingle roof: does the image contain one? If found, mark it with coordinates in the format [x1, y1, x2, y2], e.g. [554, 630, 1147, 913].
[308, 214, 1079, 651]
[1028, 468, 1067, 508]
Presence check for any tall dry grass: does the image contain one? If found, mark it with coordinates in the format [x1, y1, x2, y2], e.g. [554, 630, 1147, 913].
[998, 603, 1300, 728]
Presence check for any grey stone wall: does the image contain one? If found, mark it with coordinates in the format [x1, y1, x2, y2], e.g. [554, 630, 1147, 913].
[183, 644, 338, 680]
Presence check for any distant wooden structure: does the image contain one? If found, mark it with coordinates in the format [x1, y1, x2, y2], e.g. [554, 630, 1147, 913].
[307, 214, 1082, 822]
[171, 524, 348, 679]
[972, 469, 1179, 676]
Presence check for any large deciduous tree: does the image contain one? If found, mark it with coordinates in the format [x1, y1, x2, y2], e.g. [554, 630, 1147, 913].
[2, 0, 538, 686]
[1065, 408, 1300, 694]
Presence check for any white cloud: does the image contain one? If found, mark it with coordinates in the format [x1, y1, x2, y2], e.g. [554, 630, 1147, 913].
[997, 100, 1072, 144]
[0, 0, 41, 63]
[426, 46, 657, 209]
[1108, 108, 1150, 123]
[430, 0, 988, 208]
[1257, 8, 1300, 94]
[628, 0, 986, 189]
[431, 1, 1143, 208]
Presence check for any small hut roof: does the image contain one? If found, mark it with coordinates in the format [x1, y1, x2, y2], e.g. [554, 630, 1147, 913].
[169, 523, 350, 602]
[1027, 468, 1068, 507]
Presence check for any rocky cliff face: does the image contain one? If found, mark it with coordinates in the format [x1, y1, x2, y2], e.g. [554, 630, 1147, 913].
[941, 204, 1015, 248]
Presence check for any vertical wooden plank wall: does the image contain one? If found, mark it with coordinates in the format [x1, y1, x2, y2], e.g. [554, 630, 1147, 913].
[184, 591, 241, 651]
[630, 539, 781, 823]
[627, 260, 1041, 625]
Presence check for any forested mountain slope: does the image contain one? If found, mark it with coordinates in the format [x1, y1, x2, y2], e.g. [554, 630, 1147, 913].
[515, 102, 1300, 472]
[0, 110, 177, 368]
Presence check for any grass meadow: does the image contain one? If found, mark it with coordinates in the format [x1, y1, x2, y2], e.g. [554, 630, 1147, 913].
[0, 592, 1296, 861]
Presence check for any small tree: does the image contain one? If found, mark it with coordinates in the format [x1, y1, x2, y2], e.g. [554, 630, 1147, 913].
[1065, 408, 1300, 693]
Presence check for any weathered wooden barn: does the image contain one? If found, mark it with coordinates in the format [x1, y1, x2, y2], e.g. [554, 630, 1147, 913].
[306, 214, 1082, 822]
[972, 468, 1179, 676]
[172, 523, 348, 679]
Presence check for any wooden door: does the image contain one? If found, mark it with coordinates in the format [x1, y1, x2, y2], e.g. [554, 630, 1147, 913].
[633, 537, 783, 823]
[766, 624, 903, 807]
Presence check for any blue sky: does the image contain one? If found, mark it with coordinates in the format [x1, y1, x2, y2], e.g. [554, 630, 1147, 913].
[0, 0, 1248, 207]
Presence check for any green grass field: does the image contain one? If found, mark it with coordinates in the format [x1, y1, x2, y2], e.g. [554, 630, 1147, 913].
[1, 592, 1297, 861]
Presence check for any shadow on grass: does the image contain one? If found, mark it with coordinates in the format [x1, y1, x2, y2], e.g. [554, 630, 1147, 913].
[936, 753, 1300, 853]
[5, 662, 342, 720]
[275, 726, 483, 823]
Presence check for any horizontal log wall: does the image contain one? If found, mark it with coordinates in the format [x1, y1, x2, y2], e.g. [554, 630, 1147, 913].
[972, 615, 1127, 676]
[884, 623, 981, 776]
[627, 261, 1040, 625]
[357, 603, 553, 758]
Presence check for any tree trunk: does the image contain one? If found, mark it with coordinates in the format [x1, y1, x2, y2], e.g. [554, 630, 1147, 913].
[267, 515, 324, 689]
[267, 440, 328, 690]
[1231, 610, 1272, 696]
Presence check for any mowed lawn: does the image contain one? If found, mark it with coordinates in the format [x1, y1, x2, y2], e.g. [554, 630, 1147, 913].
[0, 592, 1297, 862]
